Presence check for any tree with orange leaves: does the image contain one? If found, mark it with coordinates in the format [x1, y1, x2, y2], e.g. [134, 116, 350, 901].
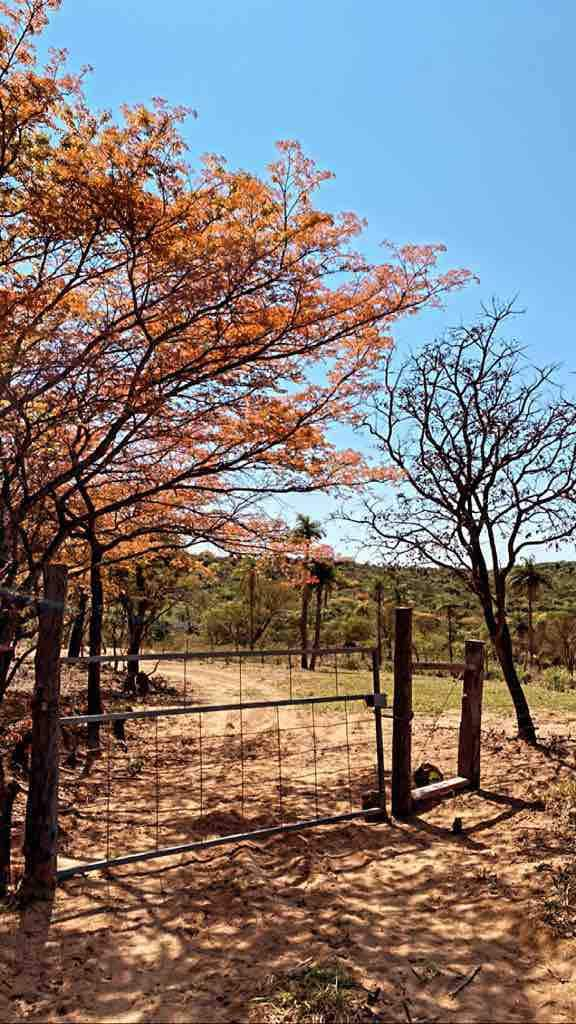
[0, 0, 473, 693]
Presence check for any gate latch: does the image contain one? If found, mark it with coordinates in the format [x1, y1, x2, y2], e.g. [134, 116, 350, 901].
[364, 693, 387, 709]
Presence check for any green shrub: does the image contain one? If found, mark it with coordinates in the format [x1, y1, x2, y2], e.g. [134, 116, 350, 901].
[251, 964, 365, 1024]
[540, 667, 575, 692]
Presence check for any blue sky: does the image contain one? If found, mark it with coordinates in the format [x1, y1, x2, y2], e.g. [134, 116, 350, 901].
[40, 1, 576, 557]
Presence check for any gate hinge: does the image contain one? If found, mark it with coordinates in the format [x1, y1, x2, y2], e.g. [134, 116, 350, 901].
[364, 693, 387, 709]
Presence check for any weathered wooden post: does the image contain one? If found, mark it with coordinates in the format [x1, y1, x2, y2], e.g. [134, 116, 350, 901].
[21, 564, 68, 901]
[392, 607, 413, 817]
[458, 639, 485, 790]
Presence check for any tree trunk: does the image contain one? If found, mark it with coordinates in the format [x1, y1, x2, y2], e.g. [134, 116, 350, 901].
[67, 590, 87, 659]
[309, 584, 323, 672]
[0, 765, 19, 897]
[248, 568, 256, 651]
[122, 565, 149, 694]
[125, 627, 144, 695]
[472, 546, 537, 744]
[0, 602, 17, 702]
[87, 544, 104, 749]
[0, 648, 13, 703]
[447, 605, 454, 663]
[528, 586, 534, 668]
[492, 620, 537, 743]
[22, 564, 68, 902]
[300, 583, 311, 670]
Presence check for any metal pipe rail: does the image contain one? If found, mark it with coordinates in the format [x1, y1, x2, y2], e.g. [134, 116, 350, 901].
[60, 691, 390, 726]
[61, 645, 375, 665]
[57, 809, 379, 881]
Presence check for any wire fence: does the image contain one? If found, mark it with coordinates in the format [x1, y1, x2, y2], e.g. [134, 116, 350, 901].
[58, 646, 377, 711]
[52, 647, 389, 880]
[57, 694, 384, 878]
[3, 624, 527, 893]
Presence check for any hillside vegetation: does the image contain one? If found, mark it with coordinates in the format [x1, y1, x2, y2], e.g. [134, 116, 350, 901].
[120, 554, 576, 677]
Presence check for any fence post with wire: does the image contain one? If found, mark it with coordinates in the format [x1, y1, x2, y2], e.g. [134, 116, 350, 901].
[391, 607, 485, 817]
[458, 639, 485, 789]
[391, 608, 413, 818]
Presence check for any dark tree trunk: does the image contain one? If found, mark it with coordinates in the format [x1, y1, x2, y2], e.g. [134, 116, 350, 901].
[528, 586, 534, 668]
[300, 583, 311, 670]
[67, 590, 87, 658]
[0, 600, 18, 701]
[122, 565, 149, 695]
[248, 568, 256, 651]
[491, 618, 537, 743]
[0, 511, 20, 700]
[87, 544, 104, 749]
[0, 766, 19, 897]
[125, 628, 144, 694]
[472, 544, 537, 744]
[11, 730, 32, 774]
[0, 648, 13, 702]
[447, 605, 454, 663]
[22, 564, 68, 902]
[251, 613, 274, 647]
[309, 584, 323, 672]
[113, 717, 128, 749]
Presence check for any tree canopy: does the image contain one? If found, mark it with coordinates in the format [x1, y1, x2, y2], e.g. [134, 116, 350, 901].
[0, 1, 471, 672]
[348, 301, 576, 742]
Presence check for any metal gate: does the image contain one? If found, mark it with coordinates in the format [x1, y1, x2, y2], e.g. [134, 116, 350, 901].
[56, 647, 389, 881]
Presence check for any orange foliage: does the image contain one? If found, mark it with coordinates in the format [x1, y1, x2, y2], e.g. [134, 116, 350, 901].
[0, 0, 474, 605]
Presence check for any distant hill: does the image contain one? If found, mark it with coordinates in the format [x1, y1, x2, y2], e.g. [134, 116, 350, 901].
[149, 554, 576, 666]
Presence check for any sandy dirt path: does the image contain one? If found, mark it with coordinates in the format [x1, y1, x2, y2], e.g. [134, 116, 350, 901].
[2, 662, 576, 1022]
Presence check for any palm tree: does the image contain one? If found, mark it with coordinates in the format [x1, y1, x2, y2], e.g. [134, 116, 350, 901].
[292, 514, 324, 669]
[510, 559, 550, 668]
[309, 560, 336, 671]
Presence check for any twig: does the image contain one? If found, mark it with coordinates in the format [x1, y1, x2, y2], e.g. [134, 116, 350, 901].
[546, 966, 570, 984]
[402, 998, 413, 1023]
[449, 964, 482, 998]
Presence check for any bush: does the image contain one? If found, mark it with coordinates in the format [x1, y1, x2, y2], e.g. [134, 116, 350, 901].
[539, 666, 575, 692]
[250, 964, 366, 1024]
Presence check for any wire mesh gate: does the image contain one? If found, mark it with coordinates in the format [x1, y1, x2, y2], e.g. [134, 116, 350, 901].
[57, 647, 389, 881]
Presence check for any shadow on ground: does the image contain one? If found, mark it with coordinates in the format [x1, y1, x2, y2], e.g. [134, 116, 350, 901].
[2, 724, 576, 1022]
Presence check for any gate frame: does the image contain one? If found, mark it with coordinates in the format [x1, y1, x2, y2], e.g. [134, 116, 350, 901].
[22, 610, 487, 891]
[53, 644, 389, 883]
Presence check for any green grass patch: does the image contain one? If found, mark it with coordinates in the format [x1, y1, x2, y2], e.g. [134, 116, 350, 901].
[250, 964, 367, 1024]
[292, 666, 576, 717]
[411, 675, 576, 715]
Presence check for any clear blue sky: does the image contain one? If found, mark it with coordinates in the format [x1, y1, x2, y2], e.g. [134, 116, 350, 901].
[40, 1, 576, 557]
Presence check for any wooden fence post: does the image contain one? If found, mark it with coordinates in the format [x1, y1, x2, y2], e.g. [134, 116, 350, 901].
[21, 564, 68, 901]
[458, 639, 485, 790]
[392, 607, 413, 817]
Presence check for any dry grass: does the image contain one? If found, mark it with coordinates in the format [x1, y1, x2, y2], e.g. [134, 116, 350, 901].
[250, 964, 369, 1024]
